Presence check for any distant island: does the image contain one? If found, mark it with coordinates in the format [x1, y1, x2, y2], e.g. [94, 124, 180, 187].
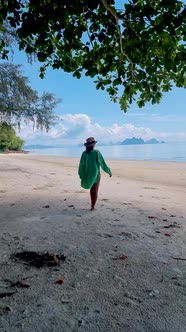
[79, 137, 165, 146]
[120, 137, 165, 145]
[24, 138, 165, 150]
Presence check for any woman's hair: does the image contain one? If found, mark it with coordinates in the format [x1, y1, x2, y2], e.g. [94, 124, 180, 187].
[86, 146, 94, 154]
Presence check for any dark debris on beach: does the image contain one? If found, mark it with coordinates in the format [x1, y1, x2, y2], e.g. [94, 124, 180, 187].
[12, 251, 66, 268]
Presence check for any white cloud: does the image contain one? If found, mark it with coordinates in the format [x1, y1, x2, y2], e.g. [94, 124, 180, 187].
[17, 113, 186, 146]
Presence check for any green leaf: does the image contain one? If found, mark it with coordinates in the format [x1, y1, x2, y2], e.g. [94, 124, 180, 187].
[0, 0, 185, 112]
[73, 71, 81, 79]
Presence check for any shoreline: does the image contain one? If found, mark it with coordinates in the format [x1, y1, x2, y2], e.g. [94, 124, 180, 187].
[3, 150, 186, 163]
[1, 153, 186, 188]
[0, 149, 29, 154]
[28, 151, 186, 163]
[22, 141, 186, 163]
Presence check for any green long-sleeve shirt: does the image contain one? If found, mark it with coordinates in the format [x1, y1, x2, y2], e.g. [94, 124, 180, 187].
[78, 149, 112, 189]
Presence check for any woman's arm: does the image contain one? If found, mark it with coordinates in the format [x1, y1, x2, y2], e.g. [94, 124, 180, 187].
[98, 151, 112, 177]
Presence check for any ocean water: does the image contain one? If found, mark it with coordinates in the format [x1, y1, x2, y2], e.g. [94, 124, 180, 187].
[25, 142, 186, 162]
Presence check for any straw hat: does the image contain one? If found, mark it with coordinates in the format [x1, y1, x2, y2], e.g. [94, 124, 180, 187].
[84, 137, 97, 147]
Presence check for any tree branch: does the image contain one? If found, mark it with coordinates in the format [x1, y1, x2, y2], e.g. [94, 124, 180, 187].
[100, 0, 135, 76]
[82, 6, 95, 64]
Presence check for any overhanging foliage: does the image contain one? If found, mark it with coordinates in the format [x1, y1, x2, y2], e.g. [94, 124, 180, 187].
[0, 0, 186, 111]
[0, 63, 61, 130]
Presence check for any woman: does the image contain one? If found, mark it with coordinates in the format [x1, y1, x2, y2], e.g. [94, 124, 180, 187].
[78, 137, 112, 210]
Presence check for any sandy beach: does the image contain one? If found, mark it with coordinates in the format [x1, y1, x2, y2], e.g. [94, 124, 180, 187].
[0, 154, 186, 332]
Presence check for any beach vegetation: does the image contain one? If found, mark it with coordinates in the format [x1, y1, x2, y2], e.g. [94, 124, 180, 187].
[0, 63, 61, 130]
[0, 121, 24, 151]
[0, 0, 185, 111]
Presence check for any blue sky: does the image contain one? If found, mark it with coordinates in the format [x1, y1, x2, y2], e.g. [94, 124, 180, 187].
[3, 0, 186, 145]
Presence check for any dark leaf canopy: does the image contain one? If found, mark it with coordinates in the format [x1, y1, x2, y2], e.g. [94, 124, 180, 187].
[0, 0, 185, 111]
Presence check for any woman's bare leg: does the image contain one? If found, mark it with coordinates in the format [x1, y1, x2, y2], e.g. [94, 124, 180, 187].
[90, 175, 101, 210]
